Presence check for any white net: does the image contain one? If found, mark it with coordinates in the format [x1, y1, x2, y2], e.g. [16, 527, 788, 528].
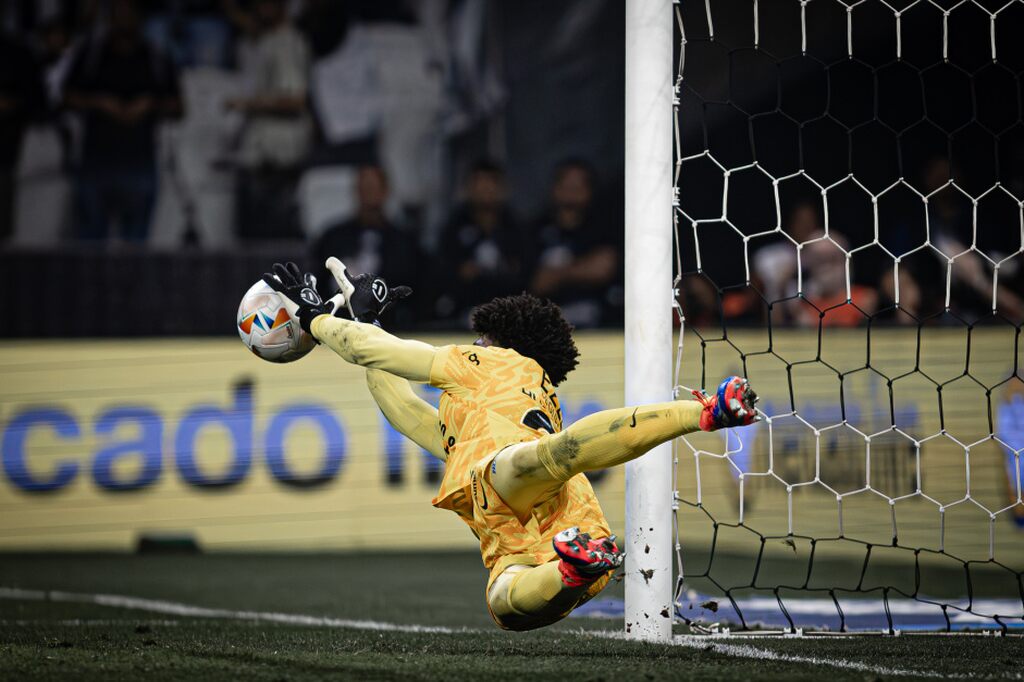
[671, 0, 1024, 633]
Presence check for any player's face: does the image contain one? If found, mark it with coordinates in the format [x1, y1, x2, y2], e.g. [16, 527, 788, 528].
[357, 168, 388, 211]
[787, 205, 820, 242]
[468, 173, 504, 209]
[553, 168, 592, 210]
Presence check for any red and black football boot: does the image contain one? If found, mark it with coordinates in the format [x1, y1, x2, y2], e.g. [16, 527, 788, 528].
[552, 527, 624, 587]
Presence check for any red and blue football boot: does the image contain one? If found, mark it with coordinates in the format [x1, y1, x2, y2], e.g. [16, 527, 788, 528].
[693, 376, 760, 432]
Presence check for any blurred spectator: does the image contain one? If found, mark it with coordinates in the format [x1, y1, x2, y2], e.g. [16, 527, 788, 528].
[753, 201, 879, 326]
[876, 266, 924, 324]
[677, 273, 722, 329]
[796, 231, 878, 327]
[36, 14, 76, 107]
[311, 165, 420, 322]
[720, 280, 766, 325]
[925, 157, 972, 246]
[922, 157, 1024, 320]
[0, 31, 45, 242]
[64, 0, 181, 242]
[144, 0, 234, 69]
[753, 200, 819, 306]
[224, 0, 311, 240]
[433, 160, 522, 320]
[527, 159, 619, 328]
[310, 1, 448, 233]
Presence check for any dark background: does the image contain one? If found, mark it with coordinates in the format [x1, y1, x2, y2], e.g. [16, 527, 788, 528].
[1, 0, 1022, 336]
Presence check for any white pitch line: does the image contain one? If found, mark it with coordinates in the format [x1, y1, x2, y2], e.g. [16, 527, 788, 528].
[0, 587, 1014, 680]
[0, 587, 468, 634]
[665, 636, 1016, 680]
[587, 630, 952, 678]
[0, 619, 183, 627]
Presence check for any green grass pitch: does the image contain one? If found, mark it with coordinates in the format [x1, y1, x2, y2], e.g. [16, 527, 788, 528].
[0, 552, 1020, 680]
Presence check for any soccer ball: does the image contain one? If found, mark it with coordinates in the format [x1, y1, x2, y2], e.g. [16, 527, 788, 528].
[236, 279, 316, 363]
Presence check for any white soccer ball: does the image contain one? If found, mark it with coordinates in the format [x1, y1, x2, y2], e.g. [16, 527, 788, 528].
[236, 279, 316, 363]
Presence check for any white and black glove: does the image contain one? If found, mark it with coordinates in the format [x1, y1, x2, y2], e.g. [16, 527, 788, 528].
[325, 257, 412, 326]
[262, 262, 343, 334]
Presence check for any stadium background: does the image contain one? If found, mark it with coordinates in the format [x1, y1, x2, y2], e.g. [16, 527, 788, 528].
[1, 0, 1023, 667]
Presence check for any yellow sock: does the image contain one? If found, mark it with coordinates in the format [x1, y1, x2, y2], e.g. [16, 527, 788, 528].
[536, 401, 703, 481]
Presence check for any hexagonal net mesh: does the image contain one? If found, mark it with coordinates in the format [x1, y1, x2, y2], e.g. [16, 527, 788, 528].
[671, 0, 1024, 633]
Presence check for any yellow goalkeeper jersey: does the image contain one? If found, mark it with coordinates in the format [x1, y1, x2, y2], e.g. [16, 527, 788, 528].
[429, 344, 562, 512]
[308, 316, 610, 583]
[428, 344, 610, 578]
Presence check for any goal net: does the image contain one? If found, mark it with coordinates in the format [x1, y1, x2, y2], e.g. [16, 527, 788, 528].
[670, 0, 1024, 634]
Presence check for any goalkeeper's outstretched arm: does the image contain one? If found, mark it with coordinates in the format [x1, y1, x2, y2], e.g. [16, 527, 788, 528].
[311, 315, 446, 459]
[365, 368, 445, 461]
[310, 315, 437, 383]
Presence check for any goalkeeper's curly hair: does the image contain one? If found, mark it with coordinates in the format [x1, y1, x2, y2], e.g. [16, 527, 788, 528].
[471, 293, 580, 386]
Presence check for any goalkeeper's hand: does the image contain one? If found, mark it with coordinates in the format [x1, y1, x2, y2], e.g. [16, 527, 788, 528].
[325, 256, 412, 325]
[261, 262, 343, 334]
[693, 376, 760, 432]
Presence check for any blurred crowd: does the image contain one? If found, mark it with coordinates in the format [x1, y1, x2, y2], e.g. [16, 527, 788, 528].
[1, 0, 1019, 332]
[310, 157, 624, 328]
[0, 0, 624, 328]
[682, 155, 1024, 327]
[0, 0, 477, 245]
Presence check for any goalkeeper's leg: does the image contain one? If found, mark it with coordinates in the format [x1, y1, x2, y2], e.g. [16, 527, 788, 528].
[486, 560, 611, 631]
[491, 377, 757, 516]
[484, 402, 704, 630]
[485, 378, 757, 629]
[492, 400, 704, 517]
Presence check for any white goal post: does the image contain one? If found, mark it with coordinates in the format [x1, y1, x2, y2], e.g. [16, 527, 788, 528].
[624, 0, 675, 643]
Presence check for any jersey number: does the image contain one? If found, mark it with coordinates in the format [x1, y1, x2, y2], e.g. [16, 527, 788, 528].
[522, 409, 555, 435]
[440, 421, 456, 455]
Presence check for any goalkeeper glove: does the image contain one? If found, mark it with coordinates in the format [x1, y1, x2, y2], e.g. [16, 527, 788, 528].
[325, 256, 412, 325]
[693, 376, 761, 432]
[261, 262, 341, 334]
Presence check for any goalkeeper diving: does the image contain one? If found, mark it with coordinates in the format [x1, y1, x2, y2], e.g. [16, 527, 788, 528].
[263, 260, 760, 631]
